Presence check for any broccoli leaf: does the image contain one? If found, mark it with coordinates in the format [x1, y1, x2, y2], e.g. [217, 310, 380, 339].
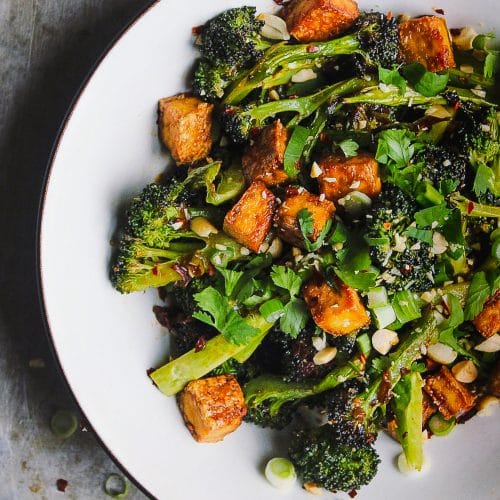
[280, 298, 309, 339]
[473, 163, 495, 196]
[464, 271, 491, 321]
[193, 287, 259, 345]
[378, 66, 407, 94]
[271, 265, 303, 297]
[401, 62, 449, 97]
[338, 138, 359, 158]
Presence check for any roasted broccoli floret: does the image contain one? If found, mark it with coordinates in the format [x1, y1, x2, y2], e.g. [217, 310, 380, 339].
[225, 13, 400, 104]
[289, 423, 380, 492]
[365, 185, 436, 293]
[419, 144, 468, 189]
[221, 78, 370, 143]
[288, 311, 438, 492]
[193, 7, 272, 102]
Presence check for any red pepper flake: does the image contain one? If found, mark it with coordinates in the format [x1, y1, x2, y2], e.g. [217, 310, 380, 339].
[319, 132, 329, 143]
[286, 185, 300, 197]
[387, 10, 393, 20]
[152, 265, 158, 276]
[348, 489, 358, 498]
[56, 479, 68, 492]
[288, 94, 299, 99]
[383, 221, 391, 230]
[191, 25, 203, 35]
[454, 101, 461, 111]
[467, 201, 475, 214]
[194, 336, 207, 352]
[433, 7, 445, 15]
[306, 45, 319, 53]
[172, 264, 191, 285]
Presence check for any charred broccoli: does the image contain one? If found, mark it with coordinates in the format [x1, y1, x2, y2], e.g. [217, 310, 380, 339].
[419, 144, 468, 189]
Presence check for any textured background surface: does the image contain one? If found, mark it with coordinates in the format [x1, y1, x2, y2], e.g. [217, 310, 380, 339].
[0, 1, 153, 498]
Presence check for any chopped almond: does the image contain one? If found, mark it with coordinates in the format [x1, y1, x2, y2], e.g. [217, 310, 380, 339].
[303, 275, 370, 335]
[276, 188, 335, 246]
[242, 120, 290, 186]
[223, 181, 275, 253]
[398, 16, 456, 72]
[424, 366, 477, 420]
[158, 94, 213, 165]
[473, 290, 500, 338]
[179, 375, 246, 443]
[281, 0, 359, 42]
[317, 152, 381, 202]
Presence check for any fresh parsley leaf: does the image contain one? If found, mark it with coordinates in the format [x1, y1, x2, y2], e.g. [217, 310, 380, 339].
[378, 66, 407, 93]
[376, 129, 415, 167]
[401, 62, 449, 97]
[297, 208, 332, 252]
[438, 179, 459, 196]
[284, 126, 309, 178]
[484, 51, 500, 79]
[334, 267, 378, 291]
[280, 298, 309, 338]
[270, 266, 303, 297]
[338, 138, 359, 158]
[193, 287, 259, 345]
[403, 226, 433, 244]
[216, 268, 245, 298]
[329, 219, 348, 244]
[464, 271, 491, 321]
[414, 204, 451, 228]
[473, 163, 495, 196]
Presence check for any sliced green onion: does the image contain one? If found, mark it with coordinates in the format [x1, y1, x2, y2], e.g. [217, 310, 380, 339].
[338, 190, 372, 217]
[367, 286, 388, 308]
[264, 457, 297, 490]
[491, 239, 500, 260]
[50, 410, 78, 439]
[428, 413, 456, 436]
[371, 304, 397, 329]
[356, 333, 371, 355]
[416, 182, 444, 207]
[104, 474, 129, 498]
[259, 299, 285, 323]
[391, 290, 422, 325]
[283, 126, 309, 178]
[365, 236, 390, 246]
[490, 228, 500, 241]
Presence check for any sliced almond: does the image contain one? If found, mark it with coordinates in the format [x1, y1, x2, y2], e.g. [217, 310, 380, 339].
[372, 329, 399, 355]
[451, 360, 478, 383]
[452, 26, 478, 51]
[291, 68, 317, 83]
[475, 334, 500, 353]
[190, 217, 218, 238]
[427, 342, 457, 364]
[477, 395, 499, 416]
[310, 161, 322, 179]
[425, 104, 452, 119]
[258, 13, 290, 41]
[313, 346, 337, 365]
[268, 237, 283, 258]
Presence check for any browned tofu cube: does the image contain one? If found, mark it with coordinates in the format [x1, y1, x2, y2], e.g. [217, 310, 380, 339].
[178, 375, 247, 443]
[276, 188, 335, 246]
[487, 360, 500, 398]
[473, 290, 500, 338]
[223, 181, 276, 253]
[422, 391, 437, 426]
[424, 366, 477, 420]
[158, 94, 213, 165]
[303, 275, 370, 335]
[281, 0, 359, 42]
[398, 16, 456, 72]
[242, 120, 290, 186]
[317, 152, 382, 202]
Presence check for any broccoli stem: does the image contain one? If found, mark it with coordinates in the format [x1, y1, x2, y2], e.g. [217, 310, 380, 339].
[302, 108, 328, 162]
[150, 314, 274, 396]
[448, 68, 495, 90]
[393, 371, 424, 471]
[224, 35, 362, 104]
[449, 193, 500, 218]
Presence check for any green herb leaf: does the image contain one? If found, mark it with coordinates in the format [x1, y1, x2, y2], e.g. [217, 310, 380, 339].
[259, 298, 285, 323]
[193, 287, 259, 345]
[401, 62, 449, 97]
[297, 208, 332, 252]
[338, 138, 359, 158]
[270, 266, 303, 297]
[464, 271, 491, 321]
[284, 126, 310, 178]
[472, 33, 495, 51]
[376, 129, 415, 167]
[329, 219, 348, 244]
[414, 204, 451, 228]
[391, 290, 422, 325]
[484, 51, 500, 78]
[280, 298, 309, 338]
[473, 163, 495, 196]
[378, 66, 407, 94]
[403, 226, 433, 245]
[216, 268, 245, 298]
[334, 267, 378, 291]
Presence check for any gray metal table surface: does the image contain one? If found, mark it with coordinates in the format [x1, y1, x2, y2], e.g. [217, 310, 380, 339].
[0, 1, 155, 498]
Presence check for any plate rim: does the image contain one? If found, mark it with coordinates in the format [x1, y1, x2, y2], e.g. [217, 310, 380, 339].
[36, 2, 159, 498]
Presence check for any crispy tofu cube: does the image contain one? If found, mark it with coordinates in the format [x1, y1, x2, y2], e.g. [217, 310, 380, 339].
[488, 360, 500, 397]
[473, 290, 500, 338]
[178, 375, 247, 443]
[276, 188, 335, 246]
[223, 181, 276, 253]
[281, 0, 359, 42]
[317, 152, 381, 202]
[422, 391, 437, 426]
[303, 276, 370, 335]
[242, 120, 290, 186]
[424, 366, 477, 420]
[158, 94, 213, 165]
[398, 16, 456, 72]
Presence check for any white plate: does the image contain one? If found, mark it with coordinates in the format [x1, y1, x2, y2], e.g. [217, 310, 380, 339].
[39, 1, 500, 498]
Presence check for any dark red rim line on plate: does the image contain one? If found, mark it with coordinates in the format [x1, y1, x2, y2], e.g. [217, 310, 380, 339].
[36, 2, 159, 499]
